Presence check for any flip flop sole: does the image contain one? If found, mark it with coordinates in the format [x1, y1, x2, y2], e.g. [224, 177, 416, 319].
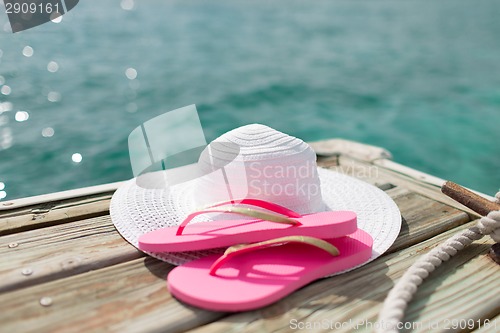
[139, 211, 357, 252]
[167, 229, 373, 311]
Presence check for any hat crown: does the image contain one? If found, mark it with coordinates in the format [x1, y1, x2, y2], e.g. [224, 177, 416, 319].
[216, 124, 311, 159]
[194, 124, 323, 214]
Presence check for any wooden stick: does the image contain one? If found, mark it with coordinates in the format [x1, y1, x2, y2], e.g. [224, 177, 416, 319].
[442, 181, 500, 264]
[441, 181, 500, 216]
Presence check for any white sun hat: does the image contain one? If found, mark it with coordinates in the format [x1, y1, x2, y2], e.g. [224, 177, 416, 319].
[110, 124, 401, 267]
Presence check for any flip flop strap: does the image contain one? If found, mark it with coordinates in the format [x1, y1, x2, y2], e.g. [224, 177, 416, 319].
[176, 199, 302, 236]
[209, 236, 340, 276]
[203, 199, 301, 218]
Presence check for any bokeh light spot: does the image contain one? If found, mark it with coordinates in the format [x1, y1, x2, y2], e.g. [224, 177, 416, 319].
[0, 182, 4, 191]
[47, 91, 61, 102]
[72, 153, 83, 163]
[1, 85, 11, 95]
[15, 111, 29, 122]
[22, 46, 34, 57]
[47, 61, 59, 73]
[121, 0, 134, 11]
[125, 67, 137, 80]
[42, 127, 55, 138]
[0, 191, 6, 200]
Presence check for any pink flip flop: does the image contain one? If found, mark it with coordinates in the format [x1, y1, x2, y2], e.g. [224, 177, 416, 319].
[138, 199, 357, 252]
[167, 229, 373, 311]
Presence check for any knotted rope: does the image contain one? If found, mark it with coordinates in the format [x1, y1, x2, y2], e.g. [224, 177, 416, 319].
[377, 191, 500, 333]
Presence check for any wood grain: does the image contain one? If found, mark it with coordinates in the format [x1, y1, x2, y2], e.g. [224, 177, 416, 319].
[385, 187, 470, 253]
[0, 257, 226, 333]
[0, 194, 112, 236]
[309, 138, 392, 161]
[442, 181, 500, 216]
[0, 215, 143, 292]
[331, 155, 487, 219]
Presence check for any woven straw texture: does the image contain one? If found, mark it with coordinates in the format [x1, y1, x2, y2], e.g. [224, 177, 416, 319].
[110, 124, 401, 271]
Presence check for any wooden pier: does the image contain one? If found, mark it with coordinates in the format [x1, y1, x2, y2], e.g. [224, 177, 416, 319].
[0, 139, 498, 332]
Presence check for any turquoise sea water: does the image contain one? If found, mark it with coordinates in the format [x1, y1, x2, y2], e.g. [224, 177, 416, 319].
[0, 0, 499, 201]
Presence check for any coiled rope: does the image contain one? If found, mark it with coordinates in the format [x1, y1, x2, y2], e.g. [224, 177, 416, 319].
[377, 191, 500, 333]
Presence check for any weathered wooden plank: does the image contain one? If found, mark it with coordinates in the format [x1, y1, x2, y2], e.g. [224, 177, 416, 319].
[309, 139, 392, 162]
[185, 221, 498, 333]
[0, 257, 226, 333]
[0, 193, 112, 236]
[318, 156, 400, 190]
[0, 215, 143, 292]
[374, 159, 497, 201]
[385, 187, 470, 253]
[314, 139, 495, 202]
[333, 155, 487, 219]
[0, 181, 122, 211]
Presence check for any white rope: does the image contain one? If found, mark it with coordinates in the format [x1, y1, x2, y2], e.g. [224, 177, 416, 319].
[377, 193, 500, 333]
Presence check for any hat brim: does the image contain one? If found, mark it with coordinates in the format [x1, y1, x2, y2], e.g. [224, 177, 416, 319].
[110, 167, 402, 272]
